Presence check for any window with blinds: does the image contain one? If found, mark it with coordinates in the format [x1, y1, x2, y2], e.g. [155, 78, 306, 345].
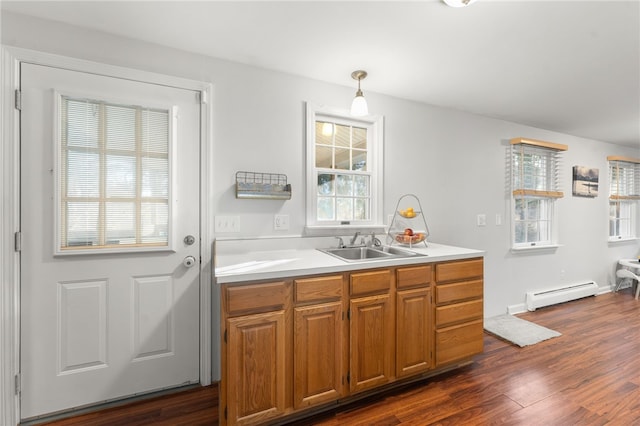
[607, 156, 640, 240]
[57, 95, 172, 252]
[510, 137, 567, 248]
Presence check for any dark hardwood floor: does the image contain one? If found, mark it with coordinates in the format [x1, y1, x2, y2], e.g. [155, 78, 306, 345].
[39, 290, 640, 426]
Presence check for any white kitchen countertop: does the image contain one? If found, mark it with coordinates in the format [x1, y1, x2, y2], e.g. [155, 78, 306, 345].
[214, 237, 484, 284]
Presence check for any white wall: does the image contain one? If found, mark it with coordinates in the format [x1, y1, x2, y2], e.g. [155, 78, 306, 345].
[3, 11, 639, 320]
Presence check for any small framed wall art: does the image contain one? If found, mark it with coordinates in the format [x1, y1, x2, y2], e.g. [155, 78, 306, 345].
[572, 166, 599, 197]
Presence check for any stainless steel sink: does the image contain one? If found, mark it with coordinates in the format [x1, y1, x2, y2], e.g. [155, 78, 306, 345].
[318, 245, 426, 262]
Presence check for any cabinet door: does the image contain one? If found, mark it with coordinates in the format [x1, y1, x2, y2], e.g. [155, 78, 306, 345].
[349, 294, 393, 393]
[294, 302, 343, 409]
[226, 311, 286, 426]
[435, 319, 484, 366]
[396, 287, 432, 378]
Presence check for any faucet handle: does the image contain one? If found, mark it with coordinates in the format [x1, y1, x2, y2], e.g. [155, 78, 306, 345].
[334, 236, 345, 248]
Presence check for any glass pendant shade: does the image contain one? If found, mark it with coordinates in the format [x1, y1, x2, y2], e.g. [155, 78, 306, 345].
[350, 92, 368, 116]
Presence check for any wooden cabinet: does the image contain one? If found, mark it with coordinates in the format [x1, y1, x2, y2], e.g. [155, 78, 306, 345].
[293, 275, 345, 409]
[349, 270, 393, 393]
[221, 280, 290, 426]
[220, 257, 483, 425]
[396, 265, 432, 378]
[434, 258, 484, 366]
[226, 311, 286, 426]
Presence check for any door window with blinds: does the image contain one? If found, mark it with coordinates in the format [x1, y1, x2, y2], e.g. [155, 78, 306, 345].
[510, 137, 567, 249]
[56, 94, 174, 254]
[608, 156, 640, 241]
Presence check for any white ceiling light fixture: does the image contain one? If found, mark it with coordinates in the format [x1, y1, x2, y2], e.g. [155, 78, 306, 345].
[442, 0, 478, 7]
[350, 70, 369, 117]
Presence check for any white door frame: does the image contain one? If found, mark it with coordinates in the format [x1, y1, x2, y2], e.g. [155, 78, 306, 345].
[0, 46, 214, 426]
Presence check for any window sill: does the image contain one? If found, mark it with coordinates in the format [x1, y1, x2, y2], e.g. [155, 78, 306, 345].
[608, 237, 639, 244]
[304, 225, 386, 237]
[511, 244, 561, 253]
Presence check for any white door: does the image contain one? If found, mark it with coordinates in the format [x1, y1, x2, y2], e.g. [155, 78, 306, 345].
[20, 63, 201, 420]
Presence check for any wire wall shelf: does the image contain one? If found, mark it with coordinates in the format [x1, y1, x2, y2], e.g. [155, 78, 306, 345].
[235, 171, 292, 200]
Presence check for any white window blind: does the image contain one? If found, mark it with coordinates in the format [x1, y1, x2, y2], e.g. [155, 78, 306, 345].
[59, 96, 171, 251]
[608, 157, 640, 200]
[510, 137, 567, 248]
[608, 156, 640, 240]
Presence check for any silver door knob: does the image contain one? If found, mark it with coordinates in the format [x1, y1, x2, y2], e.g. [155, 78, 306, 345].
[183, 256, 197, 268]
[184, 235, 196, 245]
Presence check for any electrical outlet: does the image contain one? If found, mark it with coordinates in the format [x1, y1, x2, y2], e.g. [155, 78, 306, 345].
[215, 215, 240, 233]
[274, 214, 289, 231]
[495, 213, 502, 226]
[477, 214, 486, 227]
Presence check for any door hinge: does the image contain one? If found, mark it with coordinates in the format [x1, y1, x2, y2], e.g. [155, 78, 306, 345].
[347, 309, 351, 320]
[14, 231, 21, 252]
[346, 371, 350, 384]
[14, 89, 21, 110]
[197, 90, 208, 105]
[15, 373, 20, 395]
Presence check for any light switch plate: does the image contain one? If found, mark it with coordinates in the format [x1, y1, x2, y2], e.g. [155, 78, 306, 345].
[215, 215, 240, 233]
[477, 214, 486, 227]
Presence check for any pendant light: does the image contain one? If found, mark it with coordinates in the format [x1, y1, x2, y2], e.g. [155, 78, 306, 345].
[350, 70, 368, 116]
[442, 0, 478, 7]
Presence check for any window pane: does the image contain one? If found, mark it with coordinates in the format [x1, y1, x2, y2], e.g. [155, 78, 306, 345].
[315, 121, 333, 146]
[317, 174, 334, 195]
[336, 198, 353, 220]
[141, 203, 169, 243]
[67, 151, 99, 197]
[66, 201, 99, 246]
[142, 110, 169, 153]
[334, 124, 350, 148]
[354, 175, 369, 197]
[142, 157, 168, 198]
[352, 150, 367, 171]
[65, 99, 99, 149]
[106, 104, 136, 151]
[354, 198, 368, 220]
[317, 197, 334, 221]
[315, 145, 333, 168]
[335, 148, 350, 170]
[106, 155, 136, 198]
[336, 175, 353, 196]
[353, 127, 367, 150]
[106, 202, 136, 244]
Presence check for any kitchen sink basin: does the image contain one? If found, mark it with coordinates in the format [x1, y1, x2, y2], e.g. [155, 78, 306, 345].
[318, 245, 426, 262]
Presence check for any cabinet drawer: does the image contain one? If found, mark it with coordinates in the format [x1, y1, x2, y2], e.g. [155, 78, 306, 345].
[350, 270, 391, 296]
[396, 265, 431, 289]
[435, 299, 483, 327]
[435, 319, 484, 366]
[435, 258, 483, 283]
[295, 275, 343, 304]
[436, 279, 483, 305]
[225, 281, 287, 316]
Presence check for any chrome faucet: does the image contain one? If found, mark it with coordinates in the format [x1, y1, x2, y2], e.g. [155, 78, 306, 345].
[349, 231, 361, 246]
[334, 236, 346, 248]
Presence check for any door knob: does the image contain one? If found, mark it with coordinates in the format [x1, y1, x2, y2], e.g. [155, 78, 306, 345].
[183, 256, 197, 268]
[184, 235, 196, 245]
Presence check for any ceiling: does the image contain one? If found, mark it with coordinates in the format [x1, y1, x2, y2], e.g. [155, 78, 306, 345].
[3, 0, 639, 148]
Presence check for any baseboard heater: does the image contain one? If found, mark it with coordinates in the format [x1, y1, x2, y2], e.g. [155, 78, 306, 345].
[525, 281, 598, 311]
